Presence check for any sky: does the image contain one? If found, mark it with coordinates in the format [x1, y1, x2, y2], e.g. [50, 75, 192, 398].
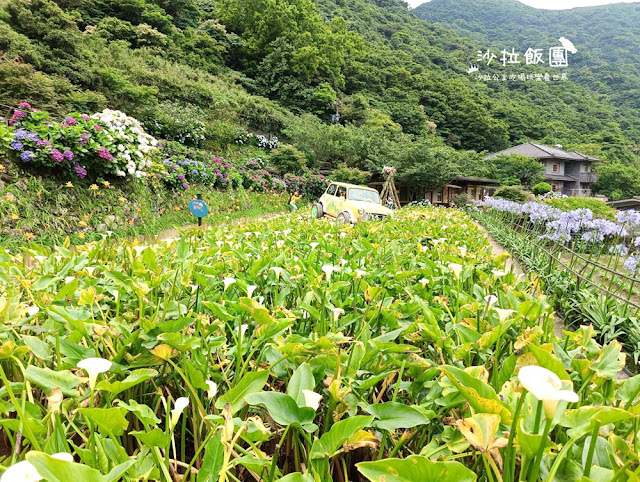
[408, 0, 640, 8]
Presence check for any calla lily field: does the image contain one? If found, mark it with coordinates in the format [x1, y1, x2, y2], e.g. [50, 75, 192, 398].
[1, 207, 639, 481]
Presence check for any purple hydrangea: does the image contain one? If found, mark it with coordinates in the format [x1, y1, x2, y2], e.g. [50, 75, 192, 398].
[63, 150, 74, 161]
[26, 132, 39, 142]
[192, 169, 198, 174]
[14, 129, 28, 140]
[65, 117, 78, 126]
[50, 149, 64, 162]
[163, 159, 171, 166]
[78, 134, 89, 146]
[96, 147, 114, 162]
[36, 139, 52, 148]
[20, 150, 35, 162]
[177, 174, 185, 181]
[10, 141, 24, 151]
[74, 162, 87, 179]
[11, 110, 26, 121]
[172, 165, 179, 170]
[182, 183, 189, 189]
[81, 114, 90, 121]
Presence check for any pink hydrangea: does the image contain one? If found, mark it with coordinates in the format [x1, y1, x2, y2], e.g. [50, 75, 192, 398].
[93, 125, 102, 131]
[65, 117, 78, 126]
[50, 149, 64, 162]
[36, 139, 52, 147]
[81, 114, 90, 121]
[96, 146, 114, 161]
[17, 102, 32, 109]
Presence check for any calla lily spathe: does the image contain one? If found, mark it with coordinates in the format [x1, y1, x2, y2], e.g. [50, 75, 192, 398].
[1, 453, 73, 482]
[247, 285, 258, 298]
[77, 357, 112, 390]
[170, 397, 190, 427]
[448, 263, 463, 280]
[223, 277, 236, 291]
[518, 365, 578, 418]
[302, 390, 322, 411]
[205, 381, 218, 399]
[484, 295, 498, 308]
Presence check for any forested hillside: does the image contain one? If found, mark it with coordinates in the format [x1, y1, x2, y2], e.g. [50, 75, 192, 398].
[414, 0, 640, 197]
[0, 0, 639, 195]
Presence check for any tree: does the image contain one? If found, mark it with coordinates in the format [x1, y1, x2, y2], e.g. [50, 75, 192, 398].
[396, 141, 460, 191]
[594, 162, 640, 198]
[488, 154, 544, 187]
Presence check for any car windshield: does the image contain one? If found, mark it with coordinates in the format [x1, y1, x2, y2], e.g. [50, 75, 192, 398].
[348, 189, 380, 203]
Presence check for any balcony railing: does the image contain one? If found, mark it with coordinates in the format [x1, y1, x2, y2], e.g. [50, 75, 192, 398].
[570, 189, 592, 197]
[578, 172, 599, 183]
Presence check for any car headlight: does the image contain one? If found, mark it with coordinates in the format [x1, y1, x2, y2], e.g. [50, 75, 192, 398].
[361, 213, 371, 221]
[358, 209, 365, 214]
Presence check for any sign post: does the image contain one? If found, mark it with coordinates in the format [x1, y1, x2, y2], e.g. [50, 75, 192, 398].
[189, 194, 209, 227]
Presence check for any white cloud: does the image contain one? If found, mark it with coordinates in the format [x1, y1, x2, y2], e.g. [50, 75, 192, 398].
[408, 0, 640, 9]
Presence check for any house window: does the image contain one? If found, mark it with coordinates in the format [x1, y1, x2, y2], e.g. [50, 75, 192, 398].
[583, 164, 590, 173]
[552, 183, 559, 192]
[436, 191, 442, 202]
[552, 163, 559, 173]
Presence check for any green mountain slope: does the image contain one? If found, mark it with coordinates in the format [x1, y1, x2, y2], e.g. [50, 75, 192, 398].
[0, 0, 638, 197]
[414, 0, 640, 145]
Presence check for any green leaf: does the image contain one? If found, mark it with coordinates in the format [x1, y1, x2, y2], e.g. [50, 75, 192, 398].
[591, 341, 625, 378]
[364, 402, 433, 431]
[117, 400, 161, 426]
[616, 374, 640, 405]
[197, 431, 224, 482]
[105, 459, 136, 482]
[278, 473, 315, 482]
[26, 452, 107, 482]
[238, 297, 274, 325]
[310, 416, 374, 459]
[357, 455, 476, 482]
[25, 365, 84, 397]
[130, 428, 169, 447]
[559, 406, 633, 438]
[528, 344, 570, 380]
[79, 408, 129, 436]
[440, 366, 512, 424]
[245, 392, 317, 431]
[96, 369, 158, 395]
[215, 371, 269, 415]
[22, 335, 52, 361]
[287, 362, 315, 407]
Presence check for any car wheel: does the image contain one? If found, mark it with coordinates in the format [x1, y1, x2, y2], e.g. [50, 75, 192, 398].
[310, 203, 318, 219]
[337, 212, 348, 224]
[316, 202, 324, 218]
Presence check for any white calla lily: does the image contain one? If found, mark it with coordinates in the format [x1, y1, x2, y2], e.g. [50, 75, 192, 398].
[518, 365, 578, 418]
[302, 389, 322, 411]
[419, 278, 429, 288]
[448, 263, 463, 280]
[309, 242, 319, 250]
[77, 357, 112, 390]
[269, 267, 284, 279]
[355, 269, 367, 278]
[322, 264, 340, 282]
[223, 277, 236, 291]
[247, 285, 258, 298]
[1, 453, 73, 482]
[27, 306, 40, 317]
[491, 270, 507, 278]
[331, 307, 345, 322]
[484, 295, 498, 308]
[205, 381, 218, 399]
[493, 308, 516, 322]
[170, 397, 190, 427]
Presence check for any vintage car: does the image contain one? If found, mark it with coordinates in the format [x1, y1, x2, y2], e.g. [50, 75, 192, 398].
[311, 182, 393, 223]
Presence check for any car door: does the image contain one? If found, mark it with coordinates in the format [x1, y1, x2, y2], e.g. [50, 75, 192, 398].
[323, 184, 339, 217]
[334, 186, 347, 216]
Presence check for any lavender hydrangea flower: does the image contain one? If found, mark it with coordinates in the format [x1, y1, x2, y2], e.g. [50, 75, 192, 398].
[20, 150, 35, 162]
[177, 174, 185, 181]
[26, 132, 39, 142]
[10, 141, 24, 150]
[50, 149, 64, 162]
[63, 150, 74, 161]
[13, 129, 28, 140]
[182, 183, 189, 189]
[74, 162, 87, 179]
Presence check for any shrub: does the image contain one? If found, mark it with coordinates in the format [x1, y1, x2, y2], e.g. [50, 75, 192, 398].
[235, 130, 280, 150]
[452, 193, 472, 207]
[544, 197, 617, 220]
[532, 182, 552, 196]
[501, 177, 521, 186]
[269, 145, 307, 175]
[331, 164, 371, 185]
[5, 104, 157, 179]
[141, 101, 207, 147]
[283, 173, 327, 198]
[494, 186, 528, 203]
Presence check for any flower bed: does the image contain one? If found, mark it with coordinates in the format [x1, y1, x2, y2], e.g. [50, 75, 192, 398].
[5, 104, 157, 179]
[0, 207, 637, 481]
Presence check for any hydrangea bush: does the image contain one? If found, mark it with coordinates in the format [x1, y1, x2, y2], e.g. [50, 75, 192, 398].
[235, 130, 279, 150]
[5, 103, 157, 179]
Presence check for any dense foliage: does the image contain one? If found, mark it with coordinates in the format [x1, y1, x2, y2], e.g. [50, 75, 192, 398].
[1, 207, 638, 481]
[414, 0, 640, 196]
[0, 0, 638, 193]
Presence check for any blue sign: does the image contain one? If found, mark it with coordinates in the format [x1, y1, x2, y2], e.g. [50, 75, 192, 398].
[189, 199, 209, 218]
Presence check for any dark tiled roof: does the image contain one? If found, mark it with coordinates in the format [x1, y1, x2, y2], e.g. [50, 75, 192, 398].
[453, 176, 501, 184]
[484, 142, 603, 162]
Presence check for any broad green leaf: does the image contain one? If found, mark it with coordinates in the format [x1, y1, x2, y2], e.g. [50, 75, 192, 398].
[310, 416, 374, 459]
[79, 408, 129, 436]
[105, 459, 136, 482]
[591, 341, 625, 379]
[216, 371, 269, 415]
[440, 366, 512, 424]
[357, 455, 476, 482]
[96, 369, 158, 395]
[26, 452, 107, 482]
[22, 335, 52, 361]
[528, 344, 570, 380]
[25, 365, 84, 397]
[197, 431, 224, 482]
[130, 428, 169, 447]
[118, 400, 161, 426]
[245, 392, 317, 431]
[364, 402, 433, 431]
[616, 374, 640, 405]
[287, 362, 315, 407]
[559, 406, 633, 438]
[238, 297, 274, 325]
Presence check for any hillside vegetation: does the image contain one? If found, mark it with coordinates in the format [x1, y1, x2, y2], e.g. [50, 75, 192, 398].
[414, 0, 640, 197]
[0, 0, 639, 195]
